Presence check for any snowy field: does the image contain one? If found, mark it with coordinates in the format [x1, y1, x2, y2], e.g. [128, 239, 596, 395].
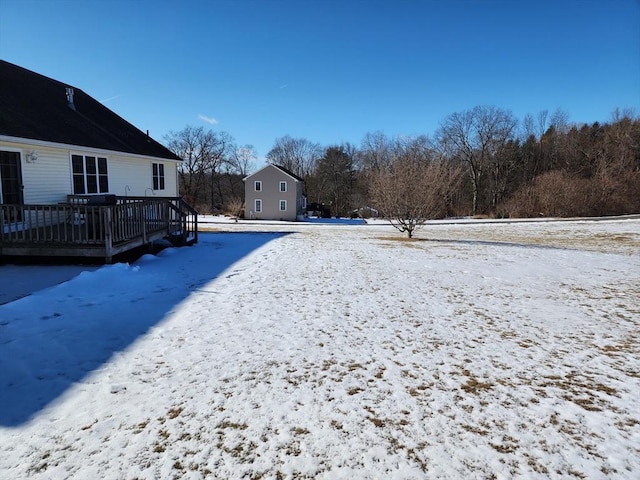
[1, 217, 639, 479]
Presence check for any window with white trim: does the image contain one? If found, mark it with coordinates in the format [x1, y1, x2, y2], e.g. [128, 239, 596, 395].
[279, 199, 287, 211]
[279, 181, 287, 192]
[72, 154, 109, 194]
[152, 163, 165, 190]
[255, 181, 262, 191]
[255, 199, 262, 213]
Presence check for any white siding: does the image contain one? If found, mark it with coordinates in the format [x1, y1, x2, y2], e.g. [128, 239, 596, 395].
[108, 156, 179, 197]
[105, 155, 145, 196]
[1, 141, 71, 204]
[1, 139, 181, 204]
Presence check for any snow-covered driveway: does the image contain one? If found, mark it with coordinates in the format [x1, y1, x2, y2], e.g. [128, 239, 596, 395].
[1, 219, 639, 479]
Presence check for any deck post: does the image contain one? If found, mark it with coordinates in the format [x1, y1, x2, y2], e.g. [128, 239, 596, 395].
[141, 202, 148, 245]
[104, 208, 114, 263]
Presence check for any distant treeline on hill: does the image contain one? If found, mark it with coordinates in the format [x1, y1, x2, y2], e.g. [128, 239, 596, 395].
[169, 107, 640, 218]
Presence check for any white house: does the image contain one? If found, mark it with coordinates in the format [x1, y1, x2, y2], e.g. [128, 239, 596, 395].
[0, 60, 196, 262]
[0, 60, 182, 206]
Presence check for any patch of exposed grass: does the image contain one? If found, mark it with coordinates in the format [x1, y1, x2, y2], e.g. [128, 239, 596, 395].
[217, 421, 249, 430]
[167, 406, 184, 419]
[347, 362, 365, 371]
[524, 454, 550, 475]
[599, 337, 638, 356]
[330, 420, 343, 430]
[374, 367, 386, 379]
[461, 424, 490, 436]
[153, 443, 165, 453]
[80, 420, 97, 431]
[133, 419, 150, 434]
[367, 416, 386, 428]
[376, 236, 430, 244]
[27, 451, 51, 474]
[539, 372, 618, 411]
[460, 370, 495, 394]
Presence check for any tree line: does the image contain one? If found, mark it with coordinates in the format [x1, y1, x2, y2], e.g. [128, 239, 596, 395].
[166, 105, 640, 230]
[164, 125, 255, 215]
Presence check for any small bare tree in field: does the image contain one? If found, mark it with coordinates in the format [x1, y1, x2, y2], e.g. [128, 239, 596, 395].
[371, 155, 462, 238]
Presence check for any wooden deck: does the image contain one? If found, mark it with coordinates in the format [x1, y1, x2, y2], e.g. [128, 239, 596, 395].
[0, 196, 198, 263]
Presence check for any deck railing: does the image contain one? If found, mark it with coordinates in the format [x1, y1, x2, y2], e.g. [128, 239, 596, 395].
[0, 196, 197, 260]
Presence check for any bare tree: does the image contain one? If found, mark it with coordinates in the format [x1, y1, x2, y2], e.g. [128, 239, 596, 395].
[521, 110, 553, 183]
[437, 105, 517, 215]
[487, 139, 521, 211]
[266, 135, 322, 178]
[165, 126, 213, 206]
[216, 144, 256, 202]
[165, 126, 238, 212]
[358, 131, 394, 172]
[550, 108, 570, 135]
[228, 144, 256, 177]
[208, 131, 236, 211]
[371, 146, 462, 238]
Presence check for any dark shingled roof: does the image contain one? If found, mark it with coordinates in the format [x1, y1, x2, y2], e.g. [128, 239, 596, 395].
[0, 60, 181, 161]
[271, 164, 305, 182]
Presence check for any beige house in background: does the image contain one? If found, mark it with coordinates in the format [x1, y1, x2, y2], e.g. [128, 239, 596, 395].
[243, 164, 306, 221]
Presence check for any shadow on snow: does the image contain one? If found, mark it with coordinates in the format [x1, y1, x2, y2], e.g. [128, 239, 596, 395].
[379, 236, 576, 252]
[0, 232, 288, 427]
[304, 217, 366, 225]
[425, 237, 575, 251]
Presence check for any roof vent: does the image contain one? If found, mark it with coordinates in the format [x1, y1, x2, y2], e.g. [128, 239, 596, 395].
[65, 87, 76, 110]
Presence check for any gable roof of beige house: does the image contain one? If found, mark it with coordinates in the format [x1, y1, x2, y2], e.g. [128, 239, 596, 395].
[243, 164, 303, 183]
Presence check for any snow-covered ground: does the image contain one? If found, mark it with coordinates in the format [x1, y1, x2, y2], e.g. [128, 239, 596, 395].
[1, 218, 639, 479]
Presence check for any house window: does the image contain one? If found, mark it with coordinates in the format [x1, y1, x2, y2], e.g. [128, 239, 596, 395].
[255, 181, 262, 191]
[280, 181, 287, 192]
[302, 196, 307, 210]
[72, 154, 108, 194]
[279, 200, 287, 211]
[152, 163, 165, 190]
[255, 199, 262, 213]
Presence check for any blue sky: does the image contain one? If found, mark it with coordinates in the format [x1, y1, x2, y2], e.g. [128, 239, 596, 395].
[1, 0, 639, 163]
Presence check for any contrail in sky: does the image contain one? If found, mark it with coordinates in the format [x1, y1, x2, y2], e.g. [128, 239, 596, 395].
[100, 94, 124, 104]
